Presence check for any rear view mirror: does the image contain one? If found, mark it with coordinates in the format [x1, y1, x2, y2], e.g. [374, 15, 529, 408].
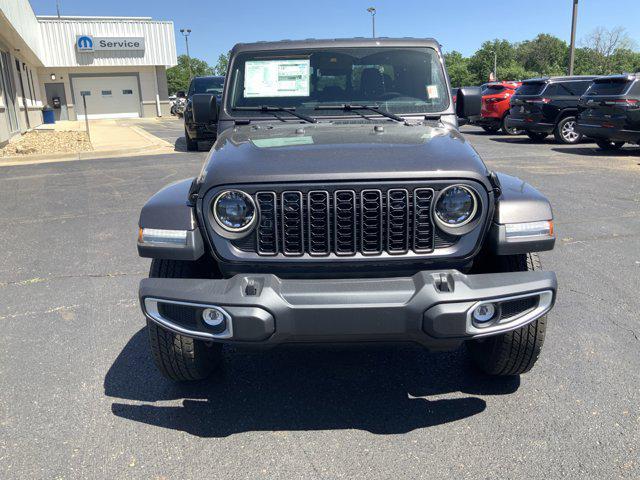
[456, 87, 482, 119]
[192, 93, 218, 124]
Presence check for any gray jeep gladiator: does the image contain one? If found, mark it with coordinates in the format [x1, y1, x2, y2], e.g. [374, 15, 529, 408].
[137, 38, 557, 382]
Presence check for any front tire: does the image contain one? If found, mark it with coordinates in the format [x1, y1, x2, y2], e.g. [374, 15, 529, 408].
[146, 259, 223, 381]
[554, 116, 582, 144]
[466, 253, 547, 376]
[596, 140, 624, 151]
[501, 113, 522, 135]
[482, 125, 500, 134]
[185, 127, 198, 151]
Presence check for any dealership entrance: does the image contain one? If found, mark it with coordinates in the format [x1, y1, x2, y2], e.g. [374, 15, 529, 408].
[71, 75, 141, 120]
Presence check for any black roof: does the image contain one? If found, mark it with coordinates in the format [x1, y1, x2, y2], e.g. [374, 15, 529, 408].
[231, 37, 441, 55]
[592, 73, 640, 82]
[523, 75, 600, 84]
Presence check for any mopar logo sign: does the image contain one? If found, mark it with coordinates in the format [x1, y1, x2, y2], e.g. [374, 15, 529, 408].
[76, 36, 145, 52]
[76, 35, 94, 51]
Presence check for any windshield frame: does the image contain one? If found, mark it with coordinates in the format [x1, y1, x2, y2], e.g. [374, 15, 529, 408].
[222, 46, 452, 121]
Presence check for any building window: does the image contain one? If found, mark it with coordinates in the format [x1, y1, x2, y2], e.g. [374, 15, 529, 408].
[80, 91, 91, 96]
[101, 90, 112, 96]
[28, 69, 36, 104]
[122, 89, 133, 95]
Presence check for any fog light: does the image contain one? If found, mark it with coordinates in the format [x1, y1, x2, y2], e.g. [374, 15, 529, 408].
[202, 307, 228, 334]
[472, 303, 496, 323]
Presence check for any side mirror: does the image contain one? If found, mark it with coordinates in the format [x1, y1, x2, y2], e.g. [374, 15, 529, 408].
[456, 87, 482, 119]
[192, 93, 218, 124]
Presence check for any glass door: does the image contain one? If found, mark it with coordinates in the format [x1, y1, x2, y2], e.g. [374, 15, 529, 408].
[0, 51, 19, 133]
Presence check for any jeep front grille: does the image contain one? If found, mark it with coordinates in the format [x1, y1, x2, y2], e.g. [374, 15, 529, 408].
[254, 187, 435, 256]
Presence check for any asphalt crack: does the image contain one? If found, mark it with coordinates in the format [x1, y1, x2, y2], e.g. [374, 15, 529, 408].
[569, 288, 639, 341]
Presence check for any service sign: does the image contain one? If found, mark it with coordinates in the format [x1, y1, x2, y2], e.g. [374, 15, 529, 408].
[76, 35, 145, 52]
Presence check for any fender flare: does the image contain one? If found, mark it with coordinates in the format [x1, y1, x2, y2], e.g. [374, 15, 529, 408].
[137, 178, 205, 260]
[554, 108, 578, 124]
[489, 173, 555, 255]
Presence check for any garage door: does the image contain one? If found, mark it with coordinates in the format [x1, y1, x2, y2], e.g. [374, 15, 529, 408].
[72, 76, 141, 120]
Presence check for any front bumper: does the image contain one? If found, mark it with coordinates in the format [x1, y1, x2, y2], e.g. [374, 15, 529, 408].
[139, 270, 557, 350]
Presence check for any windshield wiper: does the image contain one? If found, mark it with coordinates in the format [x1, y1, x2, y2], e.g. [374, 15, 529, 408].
[233, 106, 317, 123]
[314, 104, 405, 123]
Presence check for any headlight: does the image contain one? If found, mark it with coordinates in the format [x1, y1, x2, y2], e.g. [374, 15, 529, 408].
[213, 190, 256, 232]
[434, 185, 478, 228]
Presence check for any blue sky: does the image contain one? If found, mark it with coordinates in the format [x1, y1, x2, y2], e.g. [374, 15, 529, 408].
[31, 0, 640, 65]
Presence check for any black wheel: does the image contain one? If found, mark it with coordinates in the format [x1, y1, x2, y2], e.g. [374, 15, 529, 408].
[185, 127, 198, 151]
[554, 116, 582, 144]
[146, 258, 223, 381]
[466, 253, 547, 376]
[596, 140, 624, 151]
[526, 132, 548, 142]
[482, 125, 500, 134]
[501, 113, 522, 135]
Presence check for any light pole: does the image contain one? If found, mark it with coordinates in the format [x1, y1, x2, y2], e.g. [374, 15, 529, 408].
[490, 50, 497, 81]
[180, 28, 193, 80]
[367, 7, 376, 38]
[568, 0, 579, 75]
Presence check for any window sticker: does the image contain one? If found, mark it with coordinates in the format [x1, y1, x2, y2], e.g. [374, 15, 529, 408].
[426, 85, 439, 99]
[244, 59, 311, 98]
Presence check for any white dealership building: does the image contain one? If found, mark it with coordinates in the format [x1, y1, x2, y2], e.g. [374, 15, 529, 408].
[0, 0, 177, 144]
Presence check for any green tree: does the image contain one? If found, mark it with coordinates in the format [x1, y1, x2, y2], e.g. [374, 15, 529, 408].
[468, 39, 517, 83]
[516, 34, 568, 76]
[444, 51, 475, 87]
[166, 54, 214, 94]
[578, 27, 638, 74]
[213, 52, 230, 76]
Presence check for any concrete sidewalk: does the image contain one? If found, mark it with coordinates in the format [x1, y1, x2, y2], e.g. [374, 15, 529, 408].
[0, 118, 175, 167]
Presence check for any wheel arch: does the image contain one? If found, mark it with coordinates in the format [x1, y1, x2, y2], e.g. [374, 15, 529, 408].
[138, 178, 206, 260]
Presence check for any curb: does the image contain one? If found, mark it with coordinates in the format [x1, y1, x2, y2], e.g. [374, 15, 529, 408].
[128, 125, 174, 148]
[0, 144, 175, 167]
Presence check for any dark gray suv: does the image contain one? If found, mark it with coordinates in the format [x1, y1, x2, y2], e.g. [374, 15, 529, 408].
[137, 38, 557, 382]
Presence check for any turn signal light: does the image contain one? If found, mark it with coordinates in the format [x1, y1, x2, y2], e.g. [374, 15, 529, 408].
[505, 220, 553, 240]
[138, 228, 188, 245]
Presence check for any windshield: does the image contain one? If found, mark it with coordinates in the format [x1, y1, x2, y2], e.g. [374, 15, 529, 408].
[226, 47, 450, 117]
[190, 77, 224, 95]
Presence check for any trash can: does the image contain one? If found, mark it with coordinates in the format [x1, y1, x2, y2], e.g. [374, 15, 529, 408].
[42, 107, 55, 124]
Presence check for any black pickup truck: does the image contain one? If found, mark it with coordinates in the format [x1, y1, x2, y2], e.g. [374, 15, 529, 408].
[137, 38, 557, 382]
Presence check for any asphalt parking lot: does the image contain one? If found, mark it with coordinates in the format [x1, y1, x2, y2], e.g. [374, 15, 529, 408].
[1, 120, 639, 479]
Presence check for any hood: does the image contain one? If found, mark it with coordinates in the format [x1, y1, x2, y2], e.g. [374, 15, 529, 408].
[199, 121, 490, 190]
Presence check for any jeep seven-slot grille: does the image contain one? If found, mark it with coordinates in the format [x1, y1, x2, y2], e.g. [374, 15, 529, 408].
[254, 188, 435, 256]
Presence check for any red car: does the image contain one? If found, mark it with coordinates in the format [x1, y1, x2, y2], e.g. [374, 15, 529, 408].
[478, 81, 522, 135]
